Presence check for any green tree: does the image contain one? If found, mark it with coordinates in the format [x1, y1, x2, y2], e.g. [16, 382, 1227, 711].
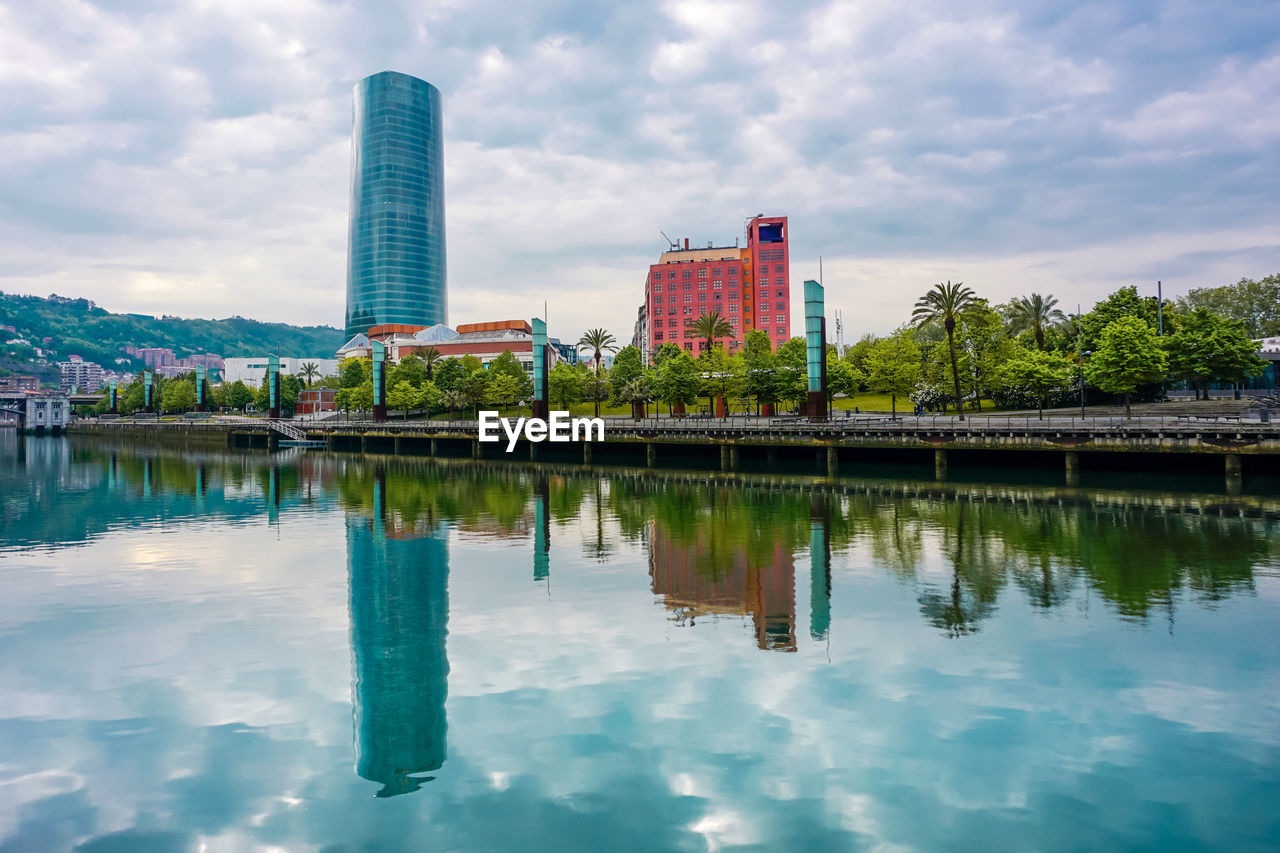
[608, 346, 644, 404]
[827, 357, 861, 403]
[577, 328, 617, 375]
[843, 333, 877, 376]
[686, 312, 732, 357]
[351, 379, 374, 411]
[654, 350, 701, 414]
[1081, 286, 1161, 350]
[864, 329, 923, 417]
[420, 346, 443, 379]
[651, 342, 682, 366]
[441, 388, 467, 420]
[160, 381, 196, 413]
[387, 380, 423, 418]
[462, 369, 489, 415]
[1001, 348, 1075, 419]
[912, 281, 980, 418]
[1084, 316, 1168, 419]
[339, 358, 366, 389]
[548, 362, 585, 410]
[298, 361, 320, 387]
[1007, 293, 1066, 350]
[223, 380, 253, 411]
[388, 353, 428, 389]
[617, 376, 652, 419]
[699, 346, 745, 415]
[487, 350, 533, 403]
[1167, 308, 1267, 398]
[433, 358, 466, 394]
[774, 336, 808, 408]
[1177, 274, 1280, 338]
[742, 329, 779, 411]
[460, 354, 483, 374]
[486, 373, 523, 411]
[959, 304, 1015, 411]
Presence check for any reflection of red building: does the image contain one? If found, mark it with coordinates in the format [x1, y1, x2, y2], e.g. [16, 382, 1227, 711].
[647, 522, 797, 652]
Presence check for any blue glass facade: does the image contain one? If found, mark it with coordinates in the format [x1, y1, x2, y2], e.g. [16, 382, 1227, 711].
[345, 71, 447, 338]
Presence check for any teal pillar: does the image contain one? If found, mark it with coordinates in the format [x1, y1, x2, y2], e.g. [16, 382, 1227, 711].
[804, 279, 827, 419]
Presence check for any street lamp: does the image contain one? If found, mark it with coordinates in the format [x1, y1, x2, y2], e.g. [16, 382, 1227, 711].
[1079, 350, 1092, 417]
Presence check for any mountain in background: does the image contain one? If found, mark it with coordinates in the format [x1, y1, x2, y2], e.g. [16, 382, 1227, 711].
[1, 290, 342, 379]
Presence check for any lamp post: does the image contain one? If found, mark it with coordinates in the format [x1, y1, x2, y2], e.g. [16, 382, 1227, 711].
[1079, 350, 1091, 417]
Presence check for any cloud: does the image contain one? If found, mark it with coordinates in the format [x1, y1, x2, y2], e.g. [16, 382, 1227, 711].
[0, 0, 1276, 348]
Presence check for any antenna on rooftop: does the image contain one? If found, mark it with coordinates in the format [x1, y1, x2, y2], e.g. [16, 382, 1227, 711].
[835, 309, 845, 354]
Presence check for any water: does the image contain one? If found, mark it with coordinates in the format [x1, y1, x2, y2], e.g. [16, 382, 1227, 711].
[2, 433, 1279, 852]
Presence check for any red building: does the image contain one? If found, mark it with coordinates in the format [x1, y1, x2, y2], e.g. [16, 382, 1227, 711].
[296, 388, 337, 414]
[643, 215, 791, 358]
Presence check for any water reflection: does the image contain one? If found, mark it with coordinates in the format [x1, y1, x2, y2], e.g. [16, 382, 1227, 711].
[347, 468, 449, 797]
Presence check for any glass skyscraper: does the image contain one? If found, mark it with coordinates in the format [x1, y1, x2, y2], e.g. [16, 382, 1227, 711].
[345, 71, 448, 339]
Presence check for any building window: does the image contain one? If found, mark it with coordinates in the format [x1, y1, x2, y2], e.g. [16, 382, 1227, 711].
[653, 295, 662, 305]
[655, 332, 663, 340]
[683, 294, 692, 303]
[728, 268, 738, 277]
[776, 301, 786, 311]
[682, 270, 692, 280]
[729, 305, 739, 314]
[728, 292, 738, 302]
[775, 277, 786, 286]
[683, 306, 692, 315]
[668, 307, 676, 315]
[713, 280, 722, 290]
[683, 282, 692, 291]
[685, 342, 693, 350]
[714, 293, 722, 301]
[776, 288, 785, 297]
[698, 293, 707, 302]
[698, 280, 706, 290]
[668, 271, 677, 280]
[654, 282, 662, 292]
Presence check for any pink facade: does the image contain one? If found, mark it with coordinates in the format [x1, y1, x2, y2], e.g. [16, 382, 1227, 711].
[643, 215, 791, 358]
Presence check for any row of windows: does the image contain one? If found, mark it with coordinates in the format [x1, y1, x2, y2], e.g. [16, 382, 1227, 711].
[758, 248, 785, 261]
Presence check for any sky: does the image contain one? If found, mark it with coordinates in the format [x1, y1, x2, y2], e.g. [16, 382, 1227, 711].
[1, 0, 1278, 346]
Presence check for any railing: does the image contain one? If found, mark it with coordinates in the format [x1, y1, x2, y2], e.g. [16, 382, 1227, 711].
[265, 419, 306, 440]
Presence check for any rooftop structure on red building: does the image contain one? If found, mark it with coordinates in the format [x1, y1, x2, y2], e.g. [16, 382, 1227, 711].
[641, 215, 791, 361]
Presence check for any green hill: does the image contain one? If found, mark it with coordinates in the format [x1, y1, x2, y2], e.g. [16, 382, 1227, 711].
[0, 291, 343, 379]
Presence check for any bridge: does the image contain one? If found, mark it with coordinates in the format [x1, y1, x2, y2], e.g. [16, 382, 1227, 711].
[69, 411, 1280, 491]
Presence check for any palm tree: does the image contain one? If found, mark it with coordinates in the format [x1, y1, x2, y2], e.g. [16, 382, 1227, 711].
[577, 328, 617, 374]
[912, 281, 979, 419]
[421, 346, 442, 379]
[1008, 293, 1066, 350]
[299, 361, 320, 388]
[578, 328, 617, 418]
[441, 388, 467, 421]
[619, 377, 650, 419]
[687, 311, 733, 356]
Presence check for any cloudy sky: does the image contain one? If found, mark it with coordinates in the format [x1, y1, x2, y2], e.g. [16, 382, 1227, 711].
[1, 0, 1278, 344]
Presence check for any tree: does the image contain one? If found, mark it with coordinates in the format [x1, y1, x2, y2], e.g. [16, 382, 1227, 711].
[843, 333, 878, 376]
[827, 357, 860, 403]
[420, 346, 443, 379]
[223, 380, 253, 411]
[1167, 309, 1267, 398]
[1007, 294, 1066, 350]
[864, 330, 922, 417]
[699, 346, 745, 415]
[389, 353, 428, 389]
[608, 346, 644, 404]
[486, 350, 533, 403]
[774, 336, 808, 408]
[1001, 348, 1074, 418]
[350, 379, 374, 411]
[486, 373, 523, 411]
[959, 304, 1015, 411]
[339, 358, 367, 389]
[1085, 316, 1168, 419]
[387, 380, 423, 419]
[1177, 274, 1280, 338]
[459, 354, 483, 374]
[434, 358, 466, 394]
[687, 312, 732, 357]
[651, 342, 682, 366]
[912, 281, 979, 418]
[654, 350, 701, 414]
[742, 329, 779, 411]
[299, 361, 321, 387]
[160, 381, 196, 413]
[1080, 286, 1161, 351]
[461, 369, 489, 416]
[577, 328, 617, 375]
[548, 361, 586, 410]
[441, 388, 467, 420]
[616, 377, 652, 419]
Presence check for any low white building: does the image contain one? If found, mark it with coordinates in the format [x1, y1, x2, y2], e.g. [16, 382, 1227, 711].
[221, 357, 339, 388]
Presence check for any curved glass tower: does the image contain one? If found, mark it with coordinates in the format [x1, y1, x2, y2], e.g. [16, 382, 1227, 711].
[345, 71, 448, 338]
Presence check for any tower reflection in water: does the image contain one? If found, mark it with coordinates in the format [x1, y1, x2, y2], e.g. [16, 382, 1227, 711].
[347, 469, 449, 797]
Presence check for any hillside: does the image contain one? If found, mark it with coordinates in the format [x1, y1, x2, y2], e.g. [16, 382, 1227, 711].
[0, 291, 343, 377]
